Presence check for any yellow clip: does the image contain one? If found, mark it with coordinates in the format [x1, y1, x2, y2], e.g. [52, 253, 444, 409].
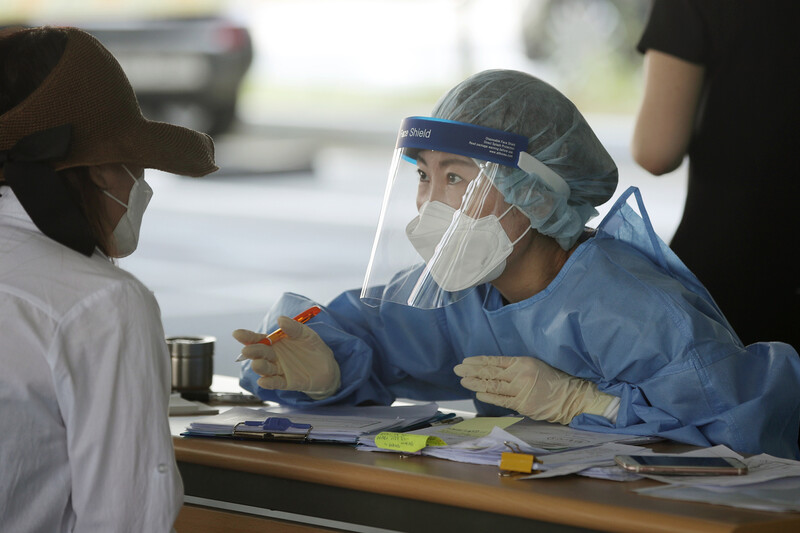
[500, 452, 540, 474]
[499, 441, 543, 476]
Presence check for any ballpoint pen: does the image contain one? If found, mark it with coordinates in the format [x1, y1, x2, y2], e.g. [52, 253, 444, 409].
[235, 306, 322, 361]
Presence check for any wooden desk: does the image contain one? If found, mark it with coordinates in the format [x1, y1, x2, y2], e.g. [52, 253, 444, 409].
[171, 434, 800, 533]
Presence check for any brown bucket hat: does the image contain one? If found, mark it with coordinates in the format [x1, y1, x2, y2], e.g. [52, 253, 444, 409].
[1, 27, 218, 255]
[0, 26, 218, 180]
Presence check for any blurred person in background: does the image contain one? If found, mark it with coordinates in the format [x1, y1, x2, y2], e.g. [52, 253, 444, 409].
[631, 0, 800, 351]
[0, 26, 216, 532]
[234, 69, 800, 460]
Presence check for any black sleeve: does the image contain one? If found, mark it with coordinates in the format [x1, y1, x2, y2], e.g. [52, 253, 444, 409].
[637, 0, 707, 65]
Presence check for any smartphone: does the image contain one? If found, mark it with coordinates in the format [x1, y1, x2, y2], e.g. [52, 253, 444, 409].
[207, 392, 264, 405]
[614, 455, 748, 475]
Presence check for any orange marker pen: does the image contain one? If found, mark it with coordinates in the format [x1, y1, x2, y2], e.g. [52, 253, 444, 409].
[258, 306, 322, 346]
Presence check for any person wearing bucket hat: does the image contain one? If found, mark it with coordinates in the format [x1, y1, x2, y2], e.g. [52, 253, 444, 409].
[235, 69, 800, 461]
[1, 26, 216, 532]
[0, 26, 217, 256]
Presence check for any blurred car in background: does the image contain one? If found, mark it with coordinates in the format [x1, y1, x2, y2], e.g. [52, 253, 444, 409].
[1, 0, 253, 135]
[84, 18, 253, 135]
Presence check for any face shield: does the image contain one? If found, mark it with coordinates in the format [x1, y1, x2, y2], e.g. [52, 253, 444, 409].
[361, 117, 567, 309]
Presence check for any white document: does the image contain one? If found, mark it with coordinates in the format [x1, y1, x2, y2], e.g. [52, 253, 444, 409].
[360, 417, 655, 471]
[168, 393, 219, 416]
[641, 446, 800, 487]
[361, 416, 655, 452]
[506, 419, 658, 451]
[420, 426, 540, 465]
[636, 476, 800, 512]
[618, 446, 800, 512]
[519, 442, 649, 480]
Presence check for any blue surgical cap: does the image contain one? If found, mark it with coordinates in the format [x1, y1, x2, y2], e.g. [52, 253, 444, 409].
[431, 69, 619, 249]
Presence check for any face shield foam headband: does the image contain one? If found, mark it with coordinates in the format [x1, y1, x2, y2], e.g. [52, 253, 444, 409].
[361, 116, 570, 309]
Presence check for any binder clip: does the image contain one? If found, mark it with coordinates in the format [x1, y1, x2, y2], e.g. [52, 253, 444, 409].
[499, 441, 542, 477]
[232, 417, 313, 442]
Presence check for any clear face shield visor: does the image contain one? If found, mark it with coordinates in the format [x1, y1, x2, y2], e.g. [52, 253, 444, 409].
[361, 117, 563, 309]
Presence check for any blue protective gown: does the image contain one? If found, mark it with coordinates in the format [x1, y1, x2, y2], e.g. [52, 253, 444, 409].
[241, 187, 800, 459]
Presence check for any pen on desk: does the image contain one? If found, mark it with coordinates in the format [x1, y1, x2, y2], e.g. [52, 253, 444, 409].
[430, 416, 463, 427]
[235, 306, 322, 362]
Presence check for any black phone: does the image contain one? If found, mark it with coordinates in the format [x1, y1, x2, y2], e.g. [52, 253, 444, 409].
[614, 455, 748, 475]
[207, 392, 264, 405]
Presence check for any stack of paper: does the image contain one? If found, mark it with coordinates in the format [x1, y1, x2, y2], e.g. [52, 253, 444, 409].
[182, 402, 441, 443]
[633, 447, 800, 512]
[359, 416, 656, 469]
[360, 417, 800, 511]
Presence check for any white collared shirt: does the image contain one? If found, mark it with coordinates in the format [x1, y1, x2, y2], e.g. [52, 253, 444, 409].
[0, 186, 182, 532]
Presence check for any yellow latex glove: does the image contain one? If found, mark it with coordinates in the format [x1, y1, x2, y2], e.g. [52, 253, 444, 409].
[233, 316, 340, 400]
[453, 355, 614, 425]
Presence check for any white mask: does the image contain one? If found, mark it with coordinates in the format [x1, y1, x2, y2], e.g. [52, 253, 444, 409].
[405, 201, 458, 261]
[103, 165, 152, 257]
[406, 201, 530, 292]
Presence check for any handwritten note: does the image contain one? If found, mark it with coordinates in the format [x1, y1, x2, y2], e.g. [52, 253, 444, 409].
[374, 432, 447, 453]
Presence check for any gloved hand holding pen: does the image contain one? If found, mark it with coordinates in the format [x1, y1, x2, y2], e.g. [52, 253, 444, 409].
[233, 315, 341, 400]
[454, 356, 617, 425]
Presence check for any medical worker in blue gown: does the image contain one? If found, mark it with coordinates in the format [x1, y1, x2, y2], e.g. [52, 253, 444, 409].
[235, 69, 800, 459]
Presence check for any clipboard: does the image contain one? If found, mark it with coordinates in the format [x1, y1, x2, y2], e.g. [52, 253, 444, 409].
[181, 404, 443, 444]
[231, 417, 313, 442]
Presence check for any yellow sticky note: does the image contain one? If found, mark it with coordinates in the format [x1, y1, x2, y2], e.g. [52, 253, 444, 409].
[374, 432, 447, 453]
[439, 417, 522, 438]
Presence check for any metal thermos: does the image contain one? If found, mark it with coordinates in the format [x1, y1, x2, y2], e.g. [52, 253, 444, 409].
[167, 336, 215, 392]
